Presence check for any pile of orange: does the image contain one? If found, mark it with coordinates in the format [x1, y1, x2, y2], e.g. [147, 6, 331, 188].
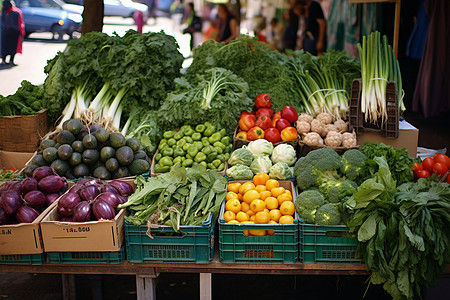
[223, 173, 295, 236]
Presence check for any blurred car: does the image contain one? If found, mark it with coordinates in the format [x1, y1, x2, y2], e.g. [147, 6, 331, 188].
[15, 0, 82, 40]
[62, 0, 149, 20]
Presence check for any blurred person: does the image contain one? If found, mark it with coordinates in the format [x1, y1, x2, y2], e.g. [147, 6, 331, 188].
[133, 10, 144, 33]
[204, 19, 219, 42]
[282, 8, 299, 51]
[268, 17, 286, 51]
[10, 1, 24, 56]
[1, 0, 20, 65]
[216, 4, 238, 44]
[182, 2, 202, 53]
[294, 0, 326, 55]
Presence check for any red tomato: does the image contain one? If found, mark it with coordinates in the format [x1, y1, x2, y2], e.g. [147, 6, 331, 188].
[238, 114, 256, 131]
[247, 126, 265, 141]
[281, 106, 298, 124]
[254, 93, 271, 108]
[255, 115, 273, 130]
[412, 163, 424, 179]
[271, 112, 282, 127]
[239, 111, 254, 119]
[264, 128, 281, 144]
[422, 157, 435, 173]
[434, 153, 450, 168]
[415, 169, 430, 178]
[280, 126, 298, 141]
[432, 163, 448, 178]
[255, 108, 274, 118]
[275, 118, 291, 132]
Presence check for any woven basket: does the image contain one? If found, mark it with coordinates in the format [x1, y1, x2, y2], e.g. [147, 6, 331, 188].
[0, 109, 49, 152]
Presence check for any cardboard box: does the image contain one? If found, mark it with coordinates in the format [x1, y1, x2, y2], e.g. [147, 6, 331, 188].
[356, 120, 419, 157]
[0, 150, 35, 170]
[40, 179, 135, 252]
[0, 202, 54, 255]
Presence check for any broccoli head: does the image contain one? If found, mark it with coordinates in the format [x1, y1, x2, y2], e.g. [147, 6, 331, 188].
[315, 203, 341, 225]
[318, 179, 358, 203]
[294, 148, 343, 190]
[295, 189, 325, 224]
[340, 149, 368, 183]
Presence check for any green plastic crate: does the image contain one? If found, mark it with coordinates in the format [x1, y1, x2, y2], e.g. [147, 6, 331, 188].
[299, 220, 362, 264]
[46, 247, 125, 264]
[125, 212, 214, 264]
[218, 203, 298, 264]
[0, 253, 44, 265]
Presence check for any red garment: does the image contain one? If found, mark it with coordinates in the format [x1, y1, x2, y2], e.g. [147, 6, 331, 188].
[133, 11, 144, 34]
[11, 6, 25, 54]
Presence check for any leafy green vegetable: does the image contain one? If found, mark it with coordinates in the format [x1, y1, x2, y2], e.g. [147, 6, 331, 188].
[119, 163, 227, 230]
[0, 81, 45, 117]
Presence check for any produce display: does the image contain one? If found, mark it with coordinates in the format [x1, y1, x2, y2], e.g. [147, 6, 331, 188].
[57, 179, 133, 221]
[0, 166, 68, 224]
[237, 94, 299, 144]
[227, 140, 296, 180]
[24, 119, 150, 180]
[223, 174, 296, 236]
[119, 164, 227, 232]
[154, 122, 232, 173]
[296, 112, 357, 148]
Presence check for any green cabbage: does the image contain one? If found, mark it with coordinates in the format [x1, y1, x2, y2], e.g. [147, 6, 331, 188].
[250, 155, 272, 174]
[226, 165, 254, 180]
[269, 162, 294, 180]
[227, 148, 253, 166]
[246, 139, 273, 157]
[271, 144, 296, 166]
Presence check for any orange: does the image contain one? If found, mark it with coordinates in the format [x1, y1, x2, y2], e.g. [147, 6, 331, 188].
[237, 193, 243, 201]
[269, 209, 282, 222]
[267, 230, 275, 236]
[227, 182, 241, 193]
[249, 215, 256, 222]
[241, 201, 250, 213]
[265, 179, 280, 191]
[268, 220, 278, 224]
[249, 229, 266, 236]
[277, 193, 293, 205]
[253, 173, 270, 186]
[279, 215, 294, 224]
[236, 211, 249, 222]
[271, 187, 286, 198]
[241, 221, 255, 224]
[239, 182, 256, 195]
[224, 211, 236, 223]
[225, 199, 241, 214]
[246, 209, 255, 217]
[255, 184, 267, 193]
[250, 199, 266, 213]
[280, 201, 295, 216]
[243, 230, 250, 236]
[243, 190, 261, 204]
[259, 190, 272, 201]
[263, 208, 270, 213]
[226, 191, 239, 201]
[264, 196, 279, 210]
[227, 220, 239, 224]
[255, 211, 270, 224]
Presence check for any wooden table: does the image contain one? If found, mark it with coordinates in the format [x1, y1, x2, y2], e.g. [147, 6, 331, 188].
[1, 254, 449, 300]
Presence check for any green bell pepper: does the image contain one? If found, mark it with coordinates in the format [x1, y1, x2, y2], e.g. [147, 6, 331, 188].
[173, 156, 183, 165]
[195, 124, 205, 133]
[202, 145, 213, 155]
[216, 154, 225, 162]
[212, 159, 222, 168]
[203, 125, 216, 137]
[208, 132, 222, 144]
[201, 139, 210, 148]
[207, 163, 216, 170]
[183, 127, 194, 136]
[200, 161, 207, 168]
[217, 162, 225, 171]
[160, 147, 174, 157]
[163, 131, 175, 139]
[154, 164, 170, 173]
[182, 158, 193, 167]
[221, 136, 231, 146]
[176, 139, 186, 147]
[180, 124, 192, 134]
[167, 138, 177, 147]
[224, 153, 230, 160]
[184, 136, 193, 144]
[159, 156, 173, 167]
[203, 121, 213, 128]
[191, 132, 202, 141]
[154, 153, 162, 162]
[224, 144, 233, 154]
[219, 128, 227, 137]
[194, 152, 207, 163]
[213, 141, 226, 150]
[159, 138, 168, 145]
[193, 141, 203, 150]
[187, 145, 199, 157]
[173, 131, 184, 140]
[205, 152, 218, 163]
[182, 143, 191, 151]
[158, 142, 168, 152]
[173, 146, 185, 157]
[185, 154, 192, 159]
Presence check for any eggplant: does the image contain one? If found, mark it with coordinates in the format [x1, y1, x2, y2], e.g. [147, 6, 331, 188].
[72, 201, 92, 222]
[32, 166, 55, 181]
[108, 180, 134, 197]
[19, 178, 38, 196]
[92, 200, 115, 220]
[24, 190, 46, 208]
[15, 206, 40, 223]
[0, 190, 22, 215]
[78, 184, 100, 203]
[57, 193, 82, 217]
[38, 175, 64, 193]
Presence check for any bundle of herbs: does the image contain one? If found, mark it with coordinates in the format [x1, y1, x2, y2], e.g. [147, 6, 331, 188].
[345, 157, 450, 299]
[0, 80, 45, 117]
[119, 163, 227, 232]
